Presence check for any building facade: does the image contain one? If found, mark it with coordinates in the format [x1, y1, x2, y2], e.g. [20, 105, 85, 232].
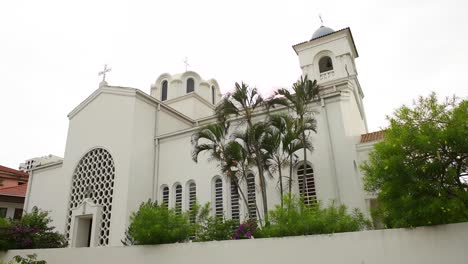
[23, 25, 381, 247]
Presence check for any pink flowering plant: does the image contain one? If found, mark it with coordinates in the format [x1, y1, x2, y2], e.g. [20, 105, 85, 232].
[232, 218, 257, 240]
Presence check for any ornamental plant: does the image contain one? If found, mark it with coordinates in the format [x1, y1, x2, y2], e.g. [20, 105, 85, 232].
[255, 196, 371, 238]
[127, 200, 192, 245]
[0, 208, 67, 250]
[232, 218, 257, 240]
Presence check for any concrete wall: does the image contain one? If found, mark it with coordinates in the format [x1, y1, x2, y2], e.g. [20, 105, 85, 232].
[2, 222, 468, 264]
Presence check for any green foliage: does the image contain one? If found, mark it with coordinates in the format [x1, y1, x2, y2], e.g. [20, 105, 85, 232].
[127, 200, 192, 245]
[255, 196, 370, 238]
[362, 93, 468, 228]
[0, 208, 67, 250]
[191, 203, 237, 242]
[12, 254, 46, 264]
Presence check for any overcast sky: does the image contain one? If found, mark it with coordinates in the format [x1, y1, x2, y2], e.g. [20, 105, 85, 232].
[1, 0, 467, 169]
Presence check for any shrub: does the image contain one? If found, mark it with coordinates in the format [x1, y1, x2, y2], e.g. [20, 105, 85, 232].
[192, 203, 237, 242]
[127, 200, 192, 245]
[233, 218, 257, 240]
[255, 196, 371, 238]
[0, 208, 67, 250]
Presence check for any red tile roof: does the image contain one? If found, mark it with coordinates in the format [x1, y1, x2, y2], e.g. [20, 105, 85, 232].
[0, 165, 29, 177]
[360, 130, 385, 143]
[0, 184, 28, 197]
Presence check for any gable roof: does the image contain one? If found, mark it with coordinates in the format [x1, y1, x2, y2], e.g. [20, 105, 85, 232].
[360, 130, 385, 143]
[0, 184, 28, 197]
[0, 165, 28, 180]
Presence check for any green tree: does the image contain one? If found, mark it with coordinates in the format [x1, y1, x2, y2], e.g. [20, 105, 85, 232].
[191, 119, 252, 218]
[362, 93, 468, 228]
[216, 82, 271, 223]
[268, 76, 319, 200]
[264, 113, 314, 207]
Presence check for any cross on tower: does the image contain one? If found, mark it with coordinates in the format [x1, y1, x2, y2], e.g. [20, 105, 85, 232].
[183, 57, 190, 72]
[98, 64, 112, 82]
[319, 14, 324, 26]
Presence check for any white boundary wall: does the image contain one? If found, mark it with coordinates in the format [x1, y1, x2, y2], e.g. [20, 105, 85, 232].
[1, 222, 467, 264]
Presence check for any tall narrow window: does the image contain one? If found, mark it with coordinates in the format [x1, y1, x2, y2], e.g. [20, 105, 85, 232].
[175, 184, 182, 214]
[162, 186, 169, 207]
[246, 173, 257, 218]
[161, 80, 168, 101]
[319, 56, 333, 73]
[230, 179, 240, 221]
[186, 78, 194, 93]
[211, 86, 215, 104]
[298, 164, 316, 205]
[214, 178, 223, 218]
[188, 182, 196, 223]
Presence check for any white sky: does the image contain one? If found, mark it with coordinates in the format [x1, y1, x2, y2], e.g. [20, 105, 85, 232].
[1, 0, 467, 169]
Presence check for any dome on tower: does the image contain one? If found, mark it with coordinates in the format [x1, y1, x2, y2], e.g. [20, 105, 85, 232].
[311, 25, 334, 40]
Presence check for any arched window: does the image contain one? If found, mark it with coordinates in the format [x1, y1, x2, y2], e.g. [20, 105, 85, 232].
[175, 184, 182, 214]
[230, 179, 240, 221]
[297, 163, 316, 205]
[188, 182, 196, 223]
[161, 80, 168, 101]
[214, 178, 223, 218]
[186, 78, 195, 93]
[246, 173, 257, 218]
[319, 56, 333, 73]
[162, 186, 169, 207]
[211, 86, 216, 104]
[66, 148, 115, 246]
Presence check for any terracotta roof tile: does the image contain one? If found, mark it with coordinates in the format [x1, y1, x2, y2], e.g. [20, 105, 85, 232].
[0, 165, 28, 177]
[0, 184, 28, 197]
[360, 130, 385, 143]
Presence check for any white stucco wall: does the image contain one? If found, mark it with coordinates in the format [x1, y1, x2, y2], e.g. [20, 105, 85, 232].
[2, 222, 467, 264]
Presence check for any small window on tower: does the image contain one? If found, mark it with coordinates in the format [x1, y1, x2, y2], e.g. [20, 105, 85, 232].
[161, 80, 168, 101]
[211, 86, 216, 104]
[319, 56, 333, 73]
[187, 78, 195, 93]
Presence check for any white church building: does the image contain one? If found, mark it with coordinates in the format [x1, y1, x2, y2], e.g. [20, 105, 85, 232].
[22, 25, 383, 247]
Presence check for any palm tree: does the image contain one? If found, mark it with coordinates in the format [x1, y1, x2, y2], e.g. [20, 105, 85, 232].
[266, 113, 316, 204]
[268, 76, 319, 199]
[216, 82, 271, 223]
[191, 119, 252, 220]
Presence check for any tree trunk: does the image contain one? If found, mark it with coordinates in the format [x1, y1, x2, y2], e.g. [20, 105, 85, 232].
[288, 154, 293, 201]
[278, 160, 284, 209]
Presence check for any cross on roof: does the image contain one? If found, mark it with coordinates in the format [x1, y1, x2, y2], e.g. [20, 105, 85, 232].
[98, 64, 112, 82]
[183, 57, 190, 72]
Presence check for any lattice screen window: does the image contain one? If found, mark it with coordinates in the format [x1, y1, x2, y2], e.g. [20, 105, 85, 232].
[66, 148, 115, 246]
[214, 178, 223, 218]
[188, 182, 196, 223]
[175, 184, 182, 214]
[246, 173, 257, 218]
[162, 186, 169, 207]
[298, 164, 316, 205]
[230, 179, 240, 221]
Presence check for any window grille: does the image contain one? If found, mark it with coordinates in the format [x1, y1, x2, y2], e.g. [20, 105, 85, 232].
[162, 186, 169, 207]
[175, 184, 182, 214]
[246, 173, 257, 218]
[230, 179, 240, 221]
[66, 148, 115, 246]
[188, 182, 196, 223]
[298, 164, 316, 205]
[214, 178, 223, 218]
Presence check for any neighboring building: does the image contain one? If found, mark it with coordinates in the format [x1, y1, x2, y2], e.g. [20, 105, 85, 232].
[0, 165, 29, 219]
[23, 24, 384, 247]
[19, 154, 63, 171]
